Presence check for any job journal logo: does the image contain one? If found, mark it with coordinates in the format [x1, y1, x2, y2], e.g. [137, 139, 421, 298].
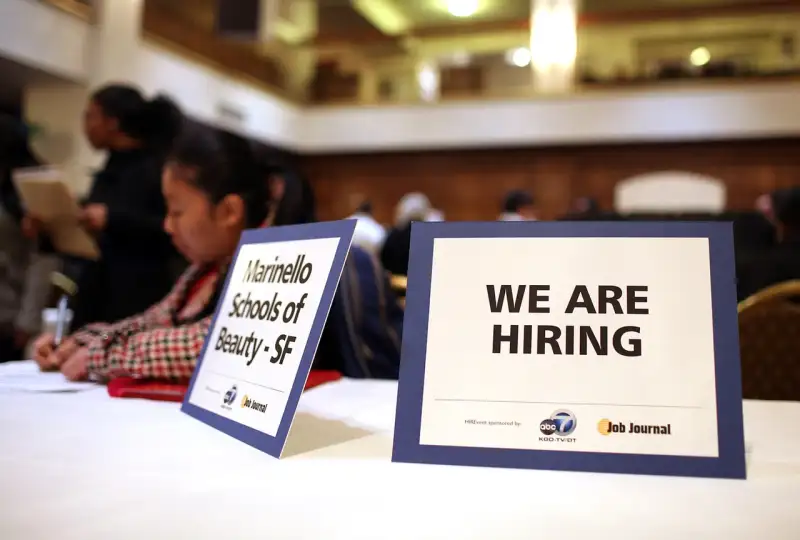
[597, 419, 672, 436]
[240, 394, 268, 414]
[539, 409, 577, 443]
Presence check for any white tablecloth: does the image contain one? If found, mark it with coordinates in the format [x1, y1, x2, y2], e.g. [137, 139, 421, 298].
[0, 361, 799, 539]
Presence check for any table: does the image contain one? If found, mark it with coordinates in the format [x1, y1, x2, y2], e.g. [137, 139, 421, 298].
[0, 361, 799, 539]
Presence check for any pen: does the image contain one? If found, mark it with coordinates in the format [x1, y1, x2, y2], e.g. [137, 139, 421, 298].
[50, 272, 78, 347]
[54, 294, 69, 346]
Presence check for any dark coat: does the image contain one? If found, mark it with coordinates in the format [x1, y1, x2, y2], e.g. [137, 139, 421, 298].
[380, 222, 413, 276]
[0, 117, 39, 223]
[737, 238, 800, 301]
[0, 121, 55, 253]
[315, 247, 403, 379]
[70, 148, 183, 328]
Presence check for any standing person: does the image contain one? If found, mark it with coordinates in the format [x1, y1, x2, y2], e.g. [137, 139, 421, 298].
[0, 115, 36, 224]
[24, 84, 184, 331]
[0, 115, 59, 360]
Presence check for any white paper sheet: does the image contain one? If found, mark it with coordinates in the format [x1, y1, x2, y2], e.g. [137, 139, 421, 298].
[0, 361, 99, 393]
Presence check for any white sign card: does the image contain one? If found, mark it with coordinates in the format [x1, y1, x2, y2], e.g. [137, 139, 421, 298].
[182, 220, 356, 457]
[392, 221, 746, 479]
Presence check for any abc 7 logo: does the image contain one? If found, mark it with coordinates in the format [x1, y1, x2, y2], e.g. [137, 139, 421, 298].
[540, 410, 577, 436]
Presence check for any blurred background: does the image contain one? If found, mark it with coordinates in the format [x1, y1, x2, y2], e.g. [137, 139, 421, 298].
[0, 0, 799, 394]
[0, 0, 798, 224]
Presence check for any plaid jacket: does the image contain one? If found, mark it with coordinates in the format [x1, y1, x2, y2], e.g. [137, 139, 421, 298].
[72, 265, 219, 381]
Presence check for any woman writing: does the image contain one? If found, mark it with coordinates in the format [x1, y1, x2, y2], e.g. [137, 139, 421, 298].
[26, 84, 184, 336]
[34, 124, 268, 380]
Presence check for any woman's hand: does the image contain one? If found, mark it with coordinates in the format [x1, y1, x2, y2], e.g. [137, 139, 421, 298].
[53, 337, 80, 365]
[33, 334, 80, 371]
[32, 332, 56, 370]
[21, 215, 43, 239]
[79, 204, 108, 232]
[61, 347, 90, 381]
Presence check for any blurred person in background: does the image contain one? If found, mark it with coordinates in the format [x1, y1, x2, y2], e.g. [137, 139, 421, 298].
[755, 188, 793, 228]
[0, 115, 37, 223]
[563, 196, 603, 220]
[381, 192, 431, 276]
[755, 192, 776, 223]
[737, 187, 800, 301]
[265, 166, 316, 227]
[498, 190, 537, 221]
[572, 196, 599, 216]
[0, 115, 59, 360]
[426, 208, 445, 222]
[261, 169, 403, 378]
[24, 84, 184, 335]
[734, 190, 783, 270]
[348, 200, 385, 254]
[733, 212, 776, 251]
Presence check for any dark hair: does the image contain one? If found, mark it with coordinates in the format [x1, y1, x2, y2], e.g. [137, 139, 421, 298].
[91, 84, 183, 151]
[356, 200, 373, 214]
[0, 113, 40, 163]
[0, 114, 25, 152]
[575, 197, 599, 212]
[775, 187, 800, 229]
[0, 114, 39, 167]
[502, 190, 534, 213]
[1, 114, 42, 222]
[167, 125, 268, 228]
[270, 166, 317, 226]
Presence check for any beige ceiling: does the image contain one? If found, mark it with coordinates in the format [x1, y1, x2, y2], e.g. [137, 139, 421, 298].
[143, 0, 791, 65]
[150, 0, 770, 38]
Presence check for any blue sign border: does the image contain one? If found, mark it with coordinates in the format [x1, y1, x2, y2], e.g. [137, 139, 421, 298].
[182, 220, 356, 458]
[392, 221, 746, 479]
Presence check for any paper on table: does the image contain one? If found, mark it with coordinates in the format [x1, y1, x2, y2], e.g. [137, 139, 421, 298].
[0, 361, 99, 393]
[12, 167, 100, 260]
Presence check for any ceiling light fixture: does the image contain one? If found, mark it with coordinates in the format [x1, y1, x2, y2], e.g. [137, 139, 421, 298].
[689, 47, 711, 67]
[447, 0, 479, 17]
[506, 48, 531, 67]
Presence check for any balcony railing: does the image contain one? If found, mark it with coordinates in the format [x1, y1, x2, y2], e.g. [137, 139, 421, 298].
[39, 0, 800, 107]
[307, 64, 800, 107]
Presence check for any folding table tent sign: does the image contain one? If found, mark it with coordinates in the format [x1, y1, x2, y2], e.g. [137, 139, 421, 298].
[182, 220, 356, 458]
[392, 221, 746, 479]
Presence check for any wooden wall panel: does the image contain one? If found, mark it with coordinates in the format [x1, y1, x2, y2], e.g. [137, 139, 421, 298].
[301, 138, 800, 225]
[440, 66, 484, 98]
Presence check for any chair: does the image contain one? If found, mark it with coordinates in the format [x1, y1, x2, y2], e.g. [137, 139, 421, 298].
[390, 274, 407, 308]
[738, 280, 800, 401]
